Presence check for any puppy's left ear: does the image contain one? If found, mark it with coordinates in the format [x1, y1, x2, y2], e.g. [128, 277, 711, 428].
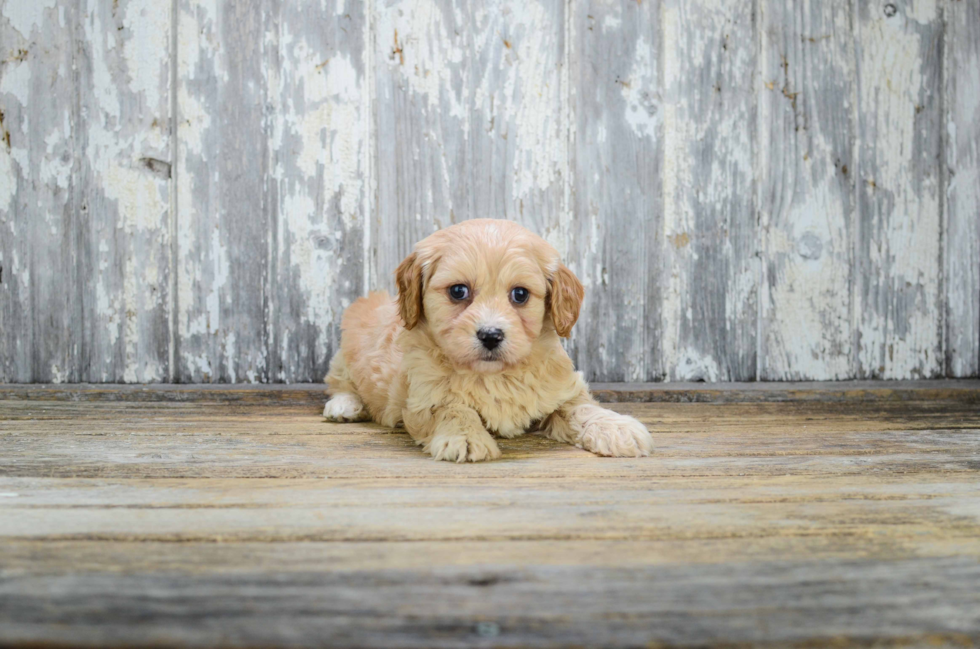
[548, 263, 584, 338]
[396, 252, 425, 329]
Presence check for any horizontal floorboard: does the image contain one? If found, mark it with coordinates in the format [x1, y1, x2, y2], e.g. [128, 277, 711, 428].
[1, 380, 979, 404]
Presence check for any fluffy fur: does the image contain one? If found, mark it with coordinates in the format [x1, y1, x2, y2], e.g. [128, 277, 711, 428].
[324, 219, 654, 462]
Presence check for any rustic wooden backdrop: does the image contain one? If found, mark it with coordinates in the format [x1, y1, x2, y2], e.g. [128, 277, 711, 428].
[0, 0, 977, 384]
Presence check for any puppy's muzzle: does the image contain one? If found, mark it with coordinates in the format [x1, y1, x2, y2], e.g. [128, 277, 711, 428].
[477, 327, 505, 351]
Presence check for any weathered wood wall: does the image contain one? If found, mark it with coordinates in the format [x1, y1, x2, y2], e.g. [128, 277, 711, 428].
[0, 0, 977, 383]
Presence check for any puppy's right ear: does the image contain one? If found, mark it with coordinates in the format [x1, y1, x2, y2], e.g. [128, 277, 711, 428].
[395, 252, 424, 329]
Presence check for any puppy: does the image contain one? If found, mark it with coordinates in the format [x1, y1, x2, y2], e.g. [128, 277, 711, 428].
[323, 219, 654, 462]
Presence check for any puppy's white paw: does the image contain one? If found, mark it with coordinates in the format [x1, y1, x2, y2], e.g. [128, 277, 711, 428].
[426, 429, 502, 463]
[575, 407, 653, 458]
[323, 393, 371, 422]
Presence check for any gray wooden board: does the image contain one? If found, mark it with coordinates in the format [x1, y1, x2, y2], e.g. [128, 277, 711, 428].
[568, 0, 662, 382]
[944, 0, 980, 378]
[758, 0, 855, 380]
[855, 0, 943, 379]
[75, 0, 174, 383]
[175, 0, 273, 383]
[660, 0, 758, 381]
[2, 560, 980, 648]
[272, 0, 368, 383]
[0, 1, 79, 383]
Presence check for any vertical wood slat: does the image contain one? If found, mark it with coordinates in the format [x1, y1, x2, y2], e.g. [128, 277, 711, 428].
[0, 1, 78, 383]
[661, 0, 758, 381]
[372, 0, 567, 293]
[758, 0, 855, 380]
[273, 1, 368, 383]
[944, 0, 980, 378]
[175, 0, 272, 382]
[76, 0, 173, 382]
[568, 0, 662, 382]
[855, 0, 943, 379]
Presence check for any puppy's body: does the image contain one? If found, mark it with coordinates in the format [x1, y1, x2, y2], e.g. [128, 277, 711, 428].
[324, 220, 653, 462]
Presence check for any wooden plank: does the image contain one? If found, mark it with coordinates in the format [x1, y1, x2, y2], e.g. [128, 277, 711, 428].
[3, 401, 980, 480]
[74, 0, 173, 382]
[567, 0, 662, 382]
[6, 533, 980, 575]
[3, 473, 979, 542]
[661, 0, 758, 381]
[944, 0, 980, 378]
[0, 1, 79, 382]
[271, 2, 368, 382]
[855, 0, 943, 379]
[372, 0, 567, 291]
[758, 0, 855, 380]
[175, 0, 272, 382]
[1, 557, 979, 647]
[1, 380, 980, 404]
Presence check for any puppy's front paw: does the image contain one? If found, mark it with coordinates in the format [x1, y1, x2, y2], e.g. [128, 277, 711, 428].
[323, 393, 371, 422]
[575, 407, 653, 458]
[426, 429, 502, 463]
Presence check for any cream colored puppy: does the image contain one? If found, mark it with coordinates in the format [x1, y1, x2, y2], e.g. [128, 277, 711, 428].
[323, 219, 653, 462]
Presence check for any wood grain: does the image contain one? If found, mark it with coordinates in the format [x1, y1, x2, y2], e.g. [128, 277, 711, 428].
[2, 396, 980, 647]
[175, 0, 273, 382]
[568, 0, 662, 382]
[855, 0, 943, 379]
[661, 0, 758, 381]
[0, 1, 79, 382]
[759, 0, 855, 380]
[944, 0, 980, 378]
[272, 1, 368, 383]
[75, 0, 173, 383]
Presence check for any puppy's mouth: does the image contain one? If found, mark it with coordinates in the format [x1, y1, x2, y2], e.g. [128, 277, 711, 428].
[480, 349, 503, 362]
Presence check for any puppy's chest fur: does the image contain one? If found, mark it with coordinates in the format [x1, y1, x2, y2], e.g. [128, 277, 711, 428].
[457, 371, 579, 438]
[401, 344, 583, 439]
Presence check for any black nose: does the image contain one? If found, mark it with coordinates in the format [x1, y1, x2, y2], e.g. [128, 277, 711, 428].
[477, 327, 505, 351]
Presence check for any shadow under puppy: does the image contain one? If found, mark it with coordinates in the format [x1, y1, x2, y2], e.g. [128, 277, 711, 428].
[323, 219, 654, 462]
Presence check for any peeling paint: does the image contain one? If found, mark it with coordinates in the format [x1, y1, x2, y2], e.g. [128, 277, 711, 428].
[4, 0, 58, 38]
[122, 0, 170, 110]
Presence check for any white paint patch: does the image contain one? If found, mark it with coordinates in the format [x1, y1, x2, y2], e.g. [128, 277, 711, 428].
[906, 0, 937, 24]
[5, 0, 58, 38]
[0, 57, 33, 106]
[672, 348, 722, 382]
[104, 164, 168, 233]
[39, 127, 72, 190]
[508, 0, 563, 200]
[0, 146, 16, 212]
[123, 0, 171, 109]
[376, 0, 466, 117]
[623, 36, 660, 139]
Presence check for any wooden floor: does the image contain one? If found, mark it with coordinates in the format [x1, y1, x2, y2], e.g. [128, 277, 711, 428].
[2, 382, 980, 648]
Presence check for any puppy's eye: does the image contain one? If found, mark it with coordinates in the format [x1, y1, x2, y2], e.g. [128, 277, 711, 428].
[448, 284, 470, 301]
[510, 287, 530, 305]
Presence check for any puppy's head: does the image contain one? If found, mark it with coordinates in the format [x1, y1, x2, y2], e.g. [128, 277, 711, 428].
[396, 219, 584, 372]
